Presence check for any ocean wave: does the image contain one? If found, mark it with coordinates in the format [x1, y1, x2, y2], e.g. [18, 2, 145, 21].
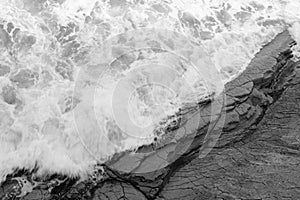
[0, 0, 299, 183]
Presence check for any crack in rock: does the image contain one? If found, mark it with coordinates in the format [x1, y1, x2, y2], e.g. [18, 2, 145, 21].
[1, 30, 300, 200]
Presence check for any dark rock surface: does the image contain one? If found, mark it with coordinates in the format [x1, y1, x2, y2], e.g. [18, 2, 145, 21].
[1, 30, 300, 200]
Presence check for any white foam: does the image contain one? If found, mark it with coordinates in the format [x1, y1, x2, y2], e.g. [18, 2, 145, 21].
[289, 22, 300, 59]
[0, 0, 299, 184]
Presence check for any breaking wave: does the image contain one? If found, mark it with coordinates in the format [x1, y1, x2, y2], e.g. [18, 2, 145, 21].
[0, 0, 299, 183]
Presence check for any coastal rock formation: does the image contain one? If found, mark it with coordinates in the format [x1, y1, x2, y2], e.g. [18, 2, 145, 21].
[1, 30, 300, 200]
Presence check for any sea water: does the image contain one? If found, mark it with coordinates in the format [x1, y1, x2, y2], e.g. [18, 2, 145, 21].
[0, 0, 299, 183]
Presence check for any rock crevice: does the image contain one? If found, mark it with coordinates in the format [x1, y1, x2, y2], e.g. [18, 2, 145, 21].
[1, 30, 300, 200]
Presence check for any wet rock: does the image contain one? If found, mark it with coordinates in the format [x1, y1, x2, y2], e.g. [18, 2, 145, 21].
[223, 110, 240, 131]
[1, 31, 300, 200]
[93, 182, 147, 200]
[0, 179, 20, 200]
[10, 69, 39, 88]
[225, 94, 238, 107]
[22, 190, 50, 200]
[226, 81, 254, 98]
[235, 103, 251, 116]
[160, 31, 299, 199]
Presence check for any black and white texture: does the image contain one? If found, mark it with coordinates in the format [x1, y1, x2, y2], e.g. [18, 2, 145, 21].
[1, 1, 300, 200]
[1, 29, 300, 200]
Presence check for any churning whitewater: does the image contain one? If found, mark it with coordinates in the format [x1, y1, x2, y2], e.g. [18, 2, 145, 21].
[0, 0, 300, 183]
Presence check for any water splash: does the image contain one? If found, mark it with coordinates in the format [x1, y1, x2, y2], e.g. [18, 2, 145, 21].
[0, 0, 299, 185]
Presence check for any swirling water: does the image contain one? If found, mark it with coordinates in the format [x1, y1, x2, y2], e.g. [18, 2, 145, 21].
[0, 0, 299, 183]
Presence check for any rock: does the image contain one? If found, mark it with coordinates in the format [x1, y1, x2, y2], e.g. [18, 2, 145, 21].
[160, 31, 300, 200]
[223, 110, 240, 131]
[226, 81, 253, 98]
[235, 103, 251, 116]
[161, 67, 300, 200]
[1, 30, 300, 200]
[0, 179, 19, 200]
